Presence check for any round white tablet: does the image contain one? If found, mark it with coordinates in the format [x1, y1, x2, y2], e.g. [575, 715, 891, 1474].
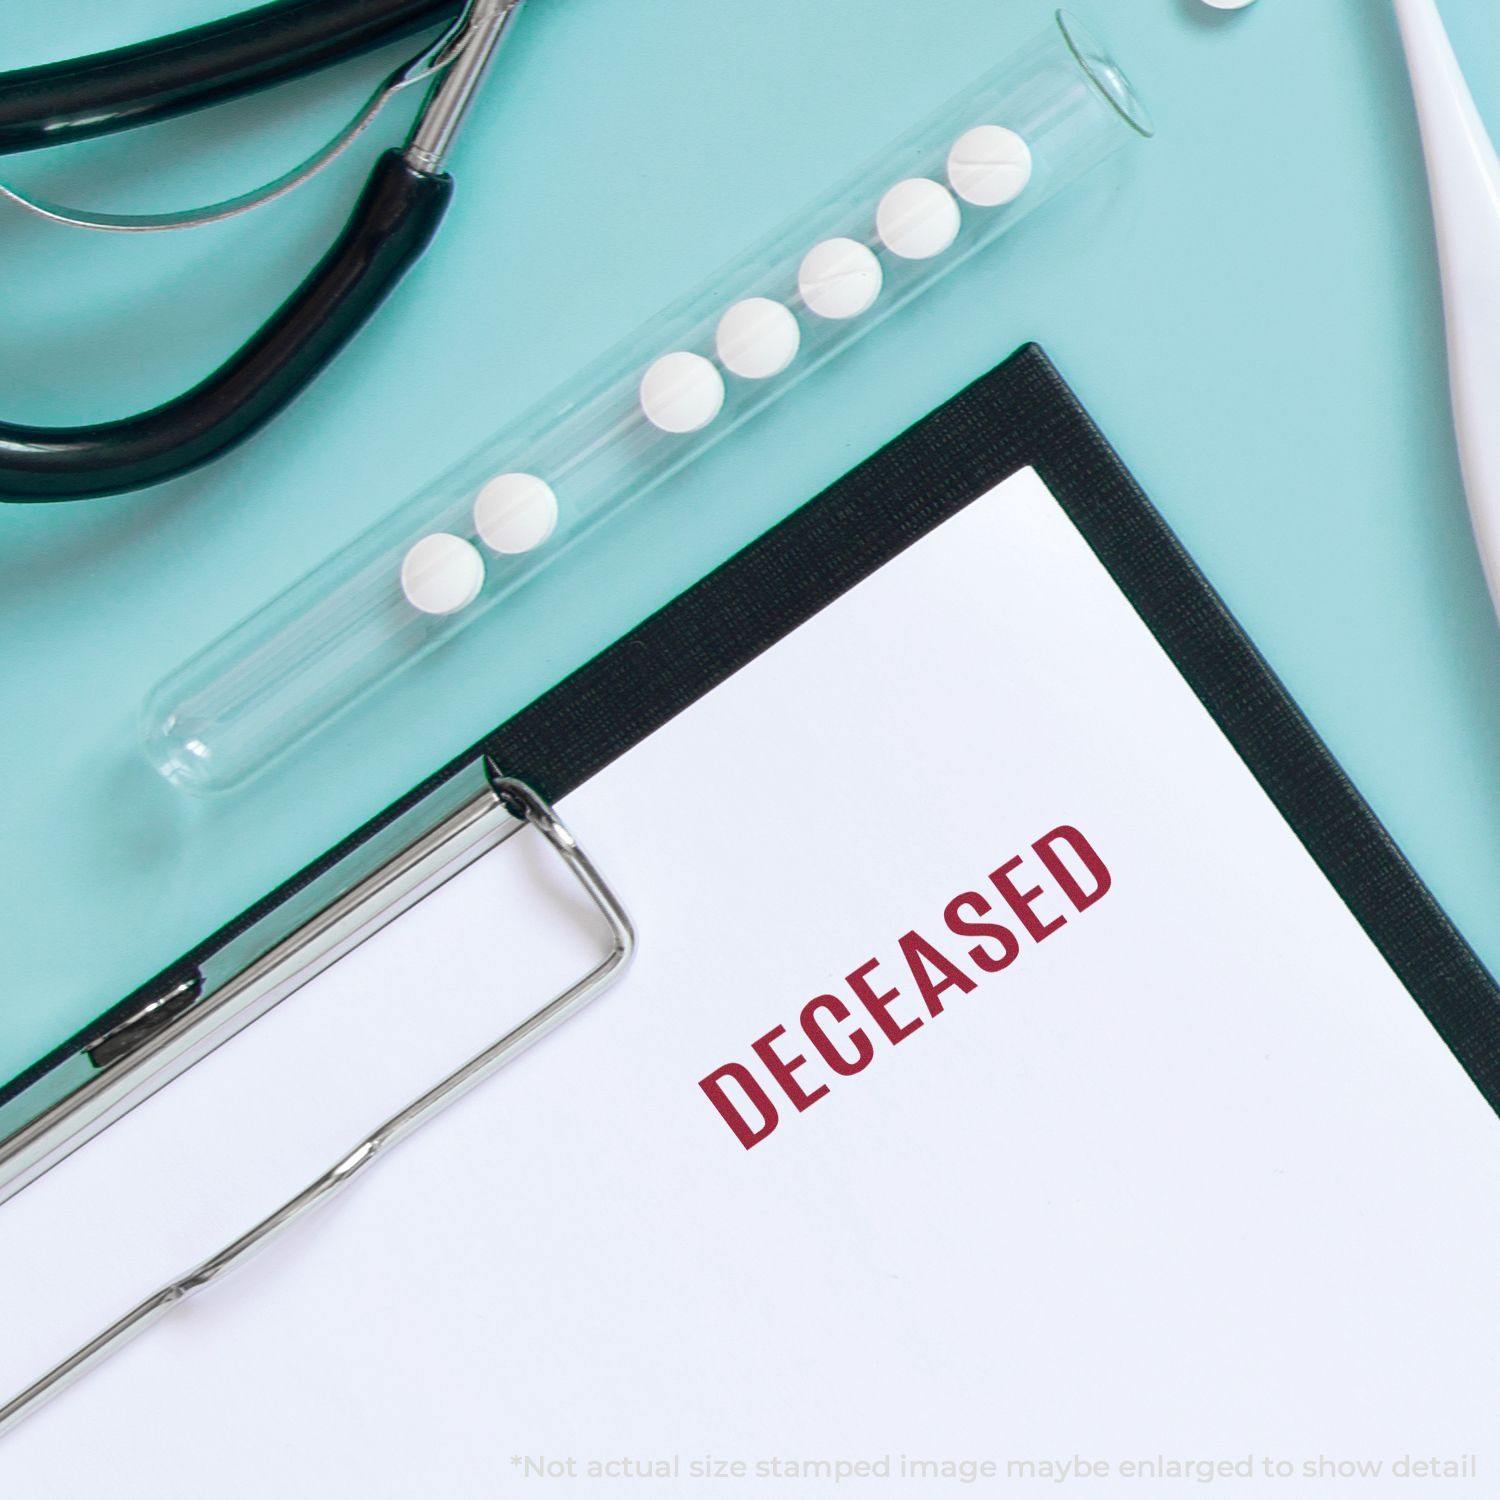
[946, 124, 1033, 207]
[639, 350, 726, 433]
[400, 532, 484, 615]
[797, 237, 883, 319]
[1200, 0, 1255, 8]
[715, 298, 801, 380]
[875, 178, 961, 260]
[473, 471, 558, 554]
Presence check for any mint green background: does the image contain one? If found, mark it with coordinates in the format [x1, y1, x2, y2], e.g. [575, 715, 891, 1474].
[4, 0, 1500, 1082]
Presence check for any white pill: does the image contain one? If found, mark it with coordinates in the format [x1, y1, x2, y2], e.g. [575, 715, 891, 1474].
[797, 237, 883, 319]
[876, 178, 961, 260]
[715, 298, 801, 379]
[400, 532, 484, 615]
[1200, 0, 1255, 7]
[474, 471, 558, 554]
[947, 125, 1033, 207]
[639, 350, 726, 433]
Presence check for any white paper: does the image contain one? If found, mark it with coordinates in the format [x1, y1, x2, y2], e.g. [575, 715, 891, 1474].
[4, 469, 1499, 1497]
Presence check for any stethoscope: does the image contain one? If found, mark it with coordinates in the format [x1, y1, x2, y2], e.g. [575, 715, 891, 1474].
[0, 0, 519, 504]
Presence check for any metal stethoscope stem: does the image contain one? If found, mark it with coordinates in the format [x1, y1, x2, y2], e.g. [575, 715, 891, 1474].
[407, 0, 525, 174]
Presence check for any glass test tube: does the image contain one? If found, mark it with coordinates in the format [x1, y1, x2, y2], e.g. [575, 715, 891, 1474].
[144, 10, 1152, 794]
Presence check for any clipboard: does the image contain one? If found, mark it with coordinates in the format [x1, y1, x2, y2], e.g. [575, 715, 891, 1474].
[4, 343, 1500, 1433]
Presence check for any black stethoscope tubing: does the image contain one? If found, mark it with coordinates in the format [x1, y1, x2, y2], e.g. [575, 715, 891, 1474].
[0, 0, 461, 155]
[0, 0, 472, 503]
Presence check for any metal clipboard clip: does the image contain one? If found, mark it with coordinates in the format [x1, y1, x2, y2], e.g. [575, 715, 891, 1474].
[0, 762, 634, 1439]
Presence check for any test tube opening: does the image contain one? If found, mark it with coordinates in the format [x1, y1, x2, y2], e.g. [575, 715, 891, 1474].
[1057, 10, 1155, 140]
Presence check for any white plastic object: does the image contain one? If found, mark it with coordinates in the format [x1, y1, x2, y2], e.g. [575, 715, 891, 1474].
[797, 237, 884, 318]
[143, 11, 1153, 793]
[399, 534, 484, 615]
[876, 178, 962, 259]
[1394, 0, 1500, 622]
[716, 298, 801, 379]
[947, 125, 1033, 206]
[473, 472, 558, 554]
[638, 351, 726, 433]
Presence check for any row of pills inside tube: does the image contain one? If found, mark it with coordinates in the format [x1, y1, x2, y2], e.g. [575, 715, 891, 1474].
[399, 123, 1034, 617]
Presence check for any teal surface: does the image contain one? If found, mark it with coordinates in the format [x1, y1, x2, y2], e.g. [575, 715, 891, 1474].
[5, 0, 1500, 1082]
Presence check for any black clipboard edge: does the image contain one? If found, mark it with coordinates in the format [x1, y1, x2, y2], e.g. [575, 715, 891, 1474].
[489, 342, 1500, 1117]
[9, 343, 1500, 1119]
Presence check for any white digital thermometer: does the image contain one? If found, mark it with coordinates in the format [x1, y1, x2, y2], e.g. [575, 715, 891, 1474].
[1394, 0, 1500, 622]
